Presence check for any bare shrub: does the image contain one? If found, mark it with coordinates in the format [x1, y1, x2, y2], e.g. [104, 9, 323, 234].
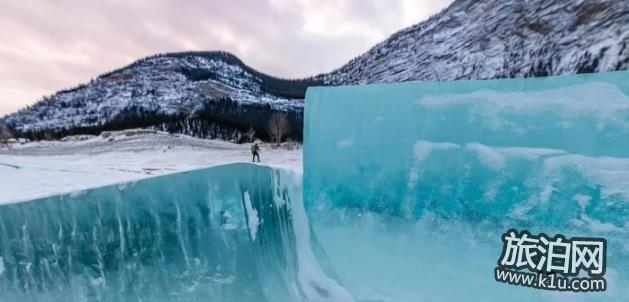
[245, 127, 256, 143]
[267, 112, 289, 145]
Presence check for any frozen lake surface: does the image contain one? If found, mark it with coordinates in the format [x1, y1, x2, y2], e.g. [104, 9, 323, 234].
[0, 130, 301, 203]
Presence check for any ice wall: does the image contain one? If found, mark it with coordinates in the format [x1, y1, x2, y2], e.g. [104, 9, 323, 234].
[304, 71, 629, 301]
[0, 164, 351, 302]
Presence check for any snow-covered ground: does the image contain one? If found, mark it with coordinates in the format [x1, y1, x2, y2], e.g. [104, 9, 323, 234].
[0, 130, 302, 204]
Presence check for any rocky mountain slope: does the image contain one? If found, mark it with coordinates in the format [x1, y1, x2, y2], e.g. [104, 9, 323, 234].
[323, 0, 629, 84]
[3, 0, 628, 142]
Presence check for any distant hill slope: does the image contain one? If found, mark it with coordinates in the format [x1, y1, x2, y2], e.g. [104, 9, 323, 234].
[3, 51, 321, 141]
[3, 0, 628, 142]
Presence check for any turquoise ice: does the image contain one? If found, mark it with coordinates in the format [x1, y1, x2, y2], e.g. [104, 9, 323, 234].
[0, 164, 351, 302]
[304, 70, 629, 301]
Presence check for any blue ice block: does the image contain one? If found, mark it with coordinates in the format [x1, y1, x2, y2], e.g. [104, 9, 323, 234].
[304, 71, 629, 301]
[0, 164, 351, 302]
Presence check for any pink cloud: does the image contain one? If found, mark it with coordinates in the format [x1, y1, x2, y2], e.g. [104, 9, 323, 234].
[0, 0, 452, 115]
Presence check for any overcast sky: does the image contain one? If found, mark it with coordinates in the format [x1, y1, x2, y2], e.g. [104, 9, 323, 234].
[0, 0, 453, 115]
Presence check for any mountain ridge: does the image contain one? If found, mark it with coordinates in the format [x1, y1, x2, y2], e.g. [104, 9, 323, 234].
[3, 0, 628, 142]
[3, 51, 322, 141]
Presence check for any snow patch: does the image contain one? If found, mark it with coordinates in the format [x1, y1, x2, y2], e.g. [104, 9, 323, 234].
[0, 133, 302, 204]
[243, 191, 260, 241]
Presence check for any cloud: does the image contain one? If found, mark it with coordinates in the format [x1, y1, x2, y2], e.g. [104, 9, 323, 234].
[0, 0, 453, 115]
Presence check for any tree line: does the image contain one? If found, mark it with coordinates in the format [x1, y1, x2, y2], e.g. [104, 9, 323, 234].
[7, 97, 299, 144]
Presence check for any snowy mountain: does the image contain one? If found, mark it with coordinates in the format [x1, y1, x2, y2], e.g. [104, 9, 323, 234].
[322, 0, 629, 84]
[3, 0, 628, 141]
[3, 52, 320, 141]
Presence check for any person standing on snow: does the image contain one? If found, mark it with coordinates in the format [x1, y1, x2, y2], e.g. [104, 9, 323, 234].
[251, 141, 260, 162]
